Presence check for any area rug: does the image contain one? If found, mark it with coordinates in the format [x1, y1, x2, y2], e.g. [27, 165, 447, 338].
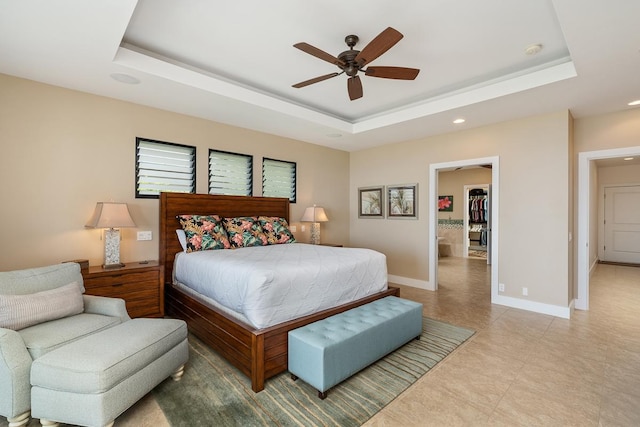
[153, 317, 474, 427]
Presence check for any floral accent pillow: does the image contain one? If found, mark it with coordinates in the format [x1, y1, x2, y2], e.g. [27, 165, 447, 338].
[223, 216, 268, 248]
[176, 215, 231, 252]
[258, 216, 296, 245]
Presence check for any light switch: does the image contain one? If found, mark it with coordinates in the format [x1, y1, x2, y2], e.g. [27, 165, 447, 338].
[137, 231, 152, 241]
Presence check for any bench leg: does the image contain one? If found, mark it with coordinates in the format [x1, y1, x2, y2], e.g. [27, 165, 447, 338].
[171, 364, 185, 381]
[7, 411, 30, 427]
[39, 419, 59, 427]
[415, 335, 421, 341]
[318, 391, 327, 400]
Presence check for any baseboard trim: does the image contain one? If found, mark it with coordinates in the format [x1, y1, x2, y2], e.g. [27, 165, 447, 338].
[589, 258, 599, 276]
[492, 294, 571, 319]
[387, 274, 434, 291]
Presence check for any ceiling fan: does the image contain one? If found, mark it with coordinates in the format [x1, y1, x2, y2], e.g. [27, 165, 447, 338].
[292, 27, 420, 101]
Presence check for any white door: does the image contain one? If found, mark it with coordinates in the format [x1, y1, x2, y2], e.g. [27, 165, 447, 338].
[603, 185, 640, 263]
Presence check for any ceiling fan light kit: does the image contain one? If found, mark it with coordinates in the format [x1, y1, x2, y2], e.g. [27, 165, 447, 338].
[292, 27, 420, 101]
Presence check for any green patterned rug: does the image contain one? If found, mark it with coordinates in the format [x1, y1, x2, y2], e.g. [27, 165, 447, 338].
[153, 317, 474, 426]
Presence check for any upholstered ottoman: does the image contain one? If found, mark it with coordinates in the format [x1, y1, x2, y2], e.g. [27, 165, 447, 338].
[30, 318, 188, 427]
[288, 296, 422, 399]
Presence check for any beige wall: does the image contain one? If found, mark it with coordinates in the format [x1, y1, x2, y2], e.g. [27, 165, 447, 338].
[437, 168, 491, 222]
[4, 70, 639, 313]
[0, 74, 349, 270]
[351, 111, 572, 307]
[574, 109, 640, 153]
[598, 163, 640, 185]
[567, 113, 575, 303]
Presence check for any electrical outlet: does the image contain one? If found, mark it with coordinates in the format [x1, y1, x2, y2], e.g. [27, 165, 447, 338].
[137, 231, 152, 241]
[499, 283, 505, 292]
[301, 225, 306, 232]
[522, 287, 528, 296]
[290, 225, 297, 232]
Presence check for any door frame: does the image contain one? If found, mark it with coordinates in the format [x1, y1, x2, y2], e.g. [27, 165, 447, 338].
[429, 156, 499, 297]
[577, 146, 640, 310]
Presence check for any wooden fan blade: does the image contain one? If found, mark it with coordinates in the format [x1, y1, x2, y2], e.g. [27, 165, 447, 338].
[365, 66, 420, 80]
[348, 76, 363, 100]
[294, 42, 345, 67]
[354, 27, 403, 67]
[292, 72, 340, 88]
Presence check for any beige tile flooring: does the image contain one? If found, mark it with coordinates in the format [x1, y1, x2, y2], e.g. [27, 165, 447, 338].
[3, 257, 638, 426]
[365, 257, 640, 427]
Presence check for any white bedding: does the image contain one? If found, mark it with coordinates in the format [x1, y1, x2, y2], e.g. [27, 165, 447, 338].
[173, 243, 388, 329]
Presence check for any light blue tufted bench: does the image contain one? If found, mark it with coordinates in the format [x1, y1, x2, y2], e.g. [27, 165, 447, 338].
[288, 296, 423, 399]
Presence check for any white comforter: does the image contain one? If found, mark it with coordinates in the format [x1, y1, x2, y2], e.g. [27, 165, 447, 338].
[174, 243, 388, 329]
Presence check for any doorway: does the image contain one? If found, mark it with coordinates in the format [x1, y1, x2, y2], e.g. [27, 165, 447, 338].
[429, 156, 499, 299]
[577, 146, 640, 310]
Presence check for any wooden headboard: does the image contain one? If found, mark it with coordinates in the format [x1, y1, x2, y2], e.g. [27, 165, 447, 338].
[159, 192, 290, 284]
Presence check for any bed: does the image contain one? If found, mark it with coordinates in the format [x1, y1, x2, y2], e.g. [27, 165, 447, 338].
[159, 192, 399, 392]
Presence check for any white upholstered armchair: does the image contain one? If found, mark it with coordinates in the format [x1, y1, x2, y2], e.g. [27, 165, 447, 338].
[0, 263, 130, 427]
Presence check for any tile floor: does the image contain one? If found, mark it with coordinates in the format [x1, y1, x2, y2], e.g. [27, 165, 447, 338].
[364, 257, 640, 426]
[3, 257, 638, 427]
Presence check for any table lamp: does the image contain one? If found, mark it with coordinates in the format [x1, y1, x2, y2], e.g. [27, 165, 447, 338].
[300, 205, 329, 245]
[85, 202, 136, 269]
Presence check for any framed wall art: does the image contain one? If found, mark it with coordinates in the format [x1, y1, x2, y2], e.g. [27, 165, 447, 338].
[358, 186, 385, 218]
[438, 195, 453, 212]
[387, 183, 418, 219]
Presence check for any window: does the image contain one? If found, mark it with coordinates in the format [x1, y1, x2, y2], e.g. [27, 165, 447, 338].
[262, 157, 296, 203]
[209, 149, 253, 196]
[135, 138, 196, 198]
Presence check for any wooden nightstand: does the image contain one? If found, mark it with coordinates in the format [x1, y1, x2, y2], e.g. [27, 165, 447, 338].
[82, 261, 164, 318]
[319, 243, 343, 247]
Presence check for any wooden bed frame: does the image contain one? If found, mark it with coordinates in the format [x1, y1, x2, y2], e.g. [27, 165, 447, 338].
[159, 192, 399, 392]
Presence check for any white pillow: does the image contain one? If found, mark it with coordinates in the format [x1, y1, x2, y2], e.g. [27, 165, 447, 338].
[0, 281, 84, 330]
[176, 229, 187, 252]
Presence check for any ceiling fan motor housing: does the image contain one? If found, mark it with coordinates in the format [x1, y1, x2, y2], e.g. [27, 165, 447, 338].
[338, 49, 361, 76]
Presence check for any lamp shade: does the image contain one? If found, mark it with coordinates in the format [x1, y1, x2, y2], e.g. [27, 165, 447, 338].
[85, 202, 136, 229]
[300, 205, 329, 223]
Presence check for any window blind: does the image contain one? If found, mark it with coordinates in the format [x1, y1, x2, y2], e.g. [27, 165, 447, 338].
[136, 138, 196, 198]
[209, 149, 253, 196]
[262, 157, 296, 203]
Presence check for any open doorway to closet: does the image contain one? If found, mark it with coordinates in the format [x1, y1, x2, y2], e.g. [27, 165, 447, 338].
[429, 157, 499, 301]
[465, 185, 491, 262]
[435, 168, 491, 260]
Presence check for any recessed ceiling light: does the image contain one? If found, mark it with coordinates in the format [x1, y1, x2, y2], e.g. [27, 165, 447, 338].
[628, 100, 640, 106]
[110, 73, 140, 85]
[624, 157, 634, 161]
[524, 43, 543, 56]
[453, 118, 465, 124]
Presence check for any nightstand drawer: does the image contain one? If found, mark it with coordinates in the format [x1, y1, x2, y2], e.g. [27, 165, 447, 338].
[83, 271, 159, 287]
[85, 279, 159, 298]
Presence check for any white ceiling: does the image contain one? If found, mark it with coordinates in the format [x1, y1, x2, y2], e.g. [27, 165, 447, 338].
[1, 0, 639, 152]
